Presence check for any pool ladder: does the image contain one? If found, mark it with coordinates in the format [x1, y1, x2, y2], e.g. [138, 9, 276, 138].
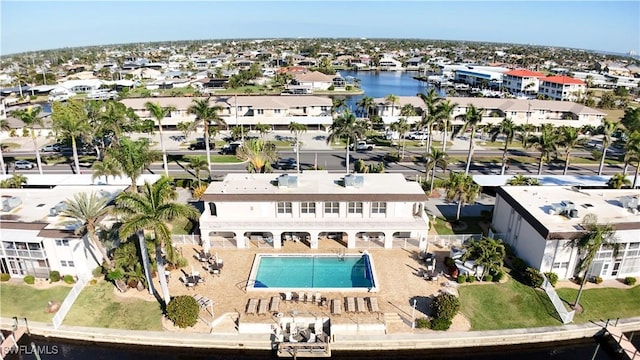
[337, 249, 346, 261]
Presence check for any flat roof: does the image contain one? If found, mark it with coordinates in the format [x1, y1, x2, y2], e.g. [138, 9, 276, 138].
[0, 174, 162, 187]
[473, 175, 629, 187]
[497, 186, 640, 236]
[202, 172, 428, 202]
[1, 185, 126, 229]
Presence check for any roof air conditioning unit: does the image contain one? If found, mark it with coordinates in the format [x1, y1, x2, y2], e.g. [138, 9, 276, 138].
[278, 174, 290, 187]
[1, 196, 22, 212]
[344, 174, 355, 187]
[561, 201, 575, 211]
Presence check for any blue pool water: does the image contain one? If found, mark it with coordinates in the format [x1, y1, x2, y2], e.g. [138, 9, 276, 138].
[253, 255, 374, 289]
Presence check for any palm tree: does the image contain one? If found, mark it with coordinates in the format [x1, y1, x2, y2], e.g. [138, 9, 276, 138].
[107, 138, 161, 193]
[356, 96, 375, 119]
[452, 104, 484, 175]
[0, 174, 27, 188]
[288, 121, 307, 173]
[390, 118, 410, 160]
[51, 100, 91, 175]
[91, 156, 122, 184]
[560, 126, 583, 175]
[445, 171, 480, 221]
[115, 176, 199, 307]
[186, 156, 209, 185]
[176, 121, 196, 142]
[436, 100, 457, 152]
[529, 126, 558, 175]
[597, 119, 619, 176]
[425, 147, 448, 194]
[236, 139, 278, 173]
[506, 175, 540, 186]
[331, 97, 347, 117]
[11, 106, 44, 174]
[188, 98, 226, 174]
[606, 173, 631, 189]
[254, 123, 272, 140]
[144, 101, 175, 176]
[572, 217, 618, 310]
[0, 119, 9, 175]
[385, 94, 400, 117]
[622, 130, 640, 188]
[461, 236, 506, 278]
[99, 101, 129, 144]
[417, 88, 441, 149]
[517, 123, 536, 148]
[326, 110, 366, 173]
[60, 192, 114, 269]
[490, 118, 516, 175]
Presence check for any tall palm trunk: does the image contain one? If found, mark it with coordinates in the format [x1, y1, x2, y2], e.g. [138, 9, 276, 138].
[89, 231, 113, 269]
[71, 137, 81, 175]
[464, 128, 475, 175]
[442, 128, 448, 152]
[295, 135, 300, 173]
[538, 156, 544, 175]
[430, 166, 437, 194]
[138, 232, 154, 296]
[501, 143, 508, 175]
[456, 196, 463, 220]
[345, 138, 351, 174]
[563, 150, 571, 175]
[158, 121, 169, 176]
[31, 131, 43, 175]
[0, 146, 6, 175]
[203, 123, 212, 175]
[634, 161, 640, 189]
[597, 148, 608, 176]
[156, 242, 171, 306]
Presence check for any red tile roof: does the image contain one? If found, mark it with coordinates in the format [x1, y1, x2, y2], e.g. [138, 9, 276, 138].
[542, 76, 585, 85]
[505, 69, 546, 78]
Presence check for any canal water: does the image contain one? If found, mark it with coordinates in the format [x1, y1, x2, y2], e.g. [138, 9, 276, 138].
[7, 333, 636, 359]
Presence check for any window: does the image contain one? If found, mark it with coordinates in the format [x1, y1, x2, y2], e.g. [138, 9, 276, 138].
[324, 201, 339, 214]
[60, 260, 67, 267]
[55, 240, 69, 246]
[275, 109, 281, 114]
[371, 202, 387, 214]
[552, 262, 569, 269]
[257, 109, 264, 115]
[277, 202, 292, 214]
[348, 202, 363, 214]
[321, 106, 328, 112]
[301, 202, 315, 214]
[67, 261, 75, 267]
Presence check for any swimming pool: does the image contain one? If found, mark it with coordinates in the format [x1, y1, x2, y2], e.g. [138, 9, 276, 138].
[247, 253, 378, 292]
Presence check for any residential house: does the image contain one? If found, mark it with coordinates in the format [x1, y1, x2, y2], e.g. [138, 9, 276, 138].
[539, 76, 586, 101]
[492, 186, 640, 280]
[199, 172, 430, 251]
[502, 69, 546, 95]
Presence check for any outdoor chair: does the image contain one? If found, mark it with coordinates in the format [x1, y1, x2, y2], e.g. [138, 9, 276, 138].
[331, 299, 342, 315]
[269, 295, 280, 313]
[258, 298, 268, 315]
[283, 291, 292, 301]
[368, 297, 380, 313]
[246, 298, 258, 314]
[314, 292, 322, 304]
[346, 297, 356, 313]
[356, 297, 366, 313]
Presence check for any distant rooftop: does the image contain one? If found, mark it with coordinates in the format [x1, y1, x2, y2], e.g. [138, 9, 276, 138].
[472, 174, 631, 187]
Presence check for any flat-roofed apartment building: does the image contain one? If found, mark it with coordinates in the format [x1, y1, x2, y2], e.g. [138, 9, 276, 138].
[120, 95, 333, 130]
[492, 186, 640, 280]
[539, 76, 586, 101]
[502, 69, 546, 95]
[199, 172, 430, 251]
[375, 96, 605, 128]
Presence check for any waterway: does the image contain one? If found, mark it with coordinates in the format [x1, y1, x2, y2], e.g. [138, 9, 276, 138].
[336, 70, 444, 114]
[7, 333, 637, 359]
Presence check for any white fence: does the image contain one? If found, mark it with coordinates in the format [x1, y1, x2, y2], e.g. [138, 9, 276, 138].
[428, 234, 483, 249]
[541, 273, 575, 324]
[171, 234, 200, 245]
[52, 275, 89, 329]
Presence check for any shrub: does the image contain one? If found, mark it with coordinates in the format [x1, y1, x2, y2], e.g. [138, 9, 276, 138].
[175, 257, 188, 269]
[624, 277, 636, 286]
[92, 266, 104, 278]
[457, 274, 467, 283]
[107, 269, 125, 281]
[503, 243, 515, 256]
[466, 275, 475, 283]
[594, 276, 603, 284]
[524, 267, 544, 288]
[0, 273, 10, 282]
[493, 271, 505, 282]
[384, 151, 401, 163]
[166, 295, 200, 328]
[544, 272, 558, 287]
[431, 293, 460, 321]
[430, 317, 452, 331]
[327, 85, 335, 91]
[415, 317, 431, 329]
[24, 275, 35, 285]
[444, 257, 455, 269]
[574, 276, 583, 285]
[89, 279, 98, 285]
[483, 274, 493, 282]
[63, 275, 75, 284]
[49, 270, 61, 283]
[511, 257, 527, 271]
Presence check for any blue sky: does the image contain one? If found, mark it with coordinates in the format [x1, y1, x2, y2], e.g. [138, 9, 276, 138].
[1, 1, 638, 55]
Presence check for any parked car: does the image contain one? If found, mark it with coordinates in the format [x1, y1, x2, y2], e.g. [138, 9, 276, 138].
[273, 158, 297, 170]
[14, 160, 35, 170]
[188, 141, 208, 150]
[219, 141, 242, 155]
[41, 144, 61, 152]
[349, 141, 375, 152]
[407, 131, 428, 140]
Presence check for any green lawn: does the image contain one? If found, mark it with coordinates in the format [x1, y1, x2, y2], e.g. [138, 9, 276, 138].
[431, 216, 485, 235]
[64, 281, 163, 330]
[171, 154, 242, 164]
[459, 275, 561, 330]
[170, 217, 193, 235]
[555, 286, 640, 323]
[0, 283, 71, 322]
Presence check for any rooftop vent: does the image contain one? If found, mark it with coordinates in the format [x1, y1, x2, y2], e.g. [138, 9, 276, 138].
[49, 202, 67, 217]
[1, 196, 22, 212]
[620, 196, 639, 210]
[277, 174, 298, 188]
[344, 174, 364, 188]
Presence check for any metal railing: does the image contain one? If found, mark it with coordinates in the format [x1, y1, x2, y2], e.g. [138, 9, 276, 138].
[541, 273, 575, 324]
[429, 234, 483, 249]
[51, 275, 89, 329]
[170, 234, 200, 245]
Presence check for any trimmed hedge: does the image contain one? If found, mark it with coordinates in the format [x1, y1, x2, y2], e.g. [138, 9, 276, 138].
[167, 295, 199, 328]
[0, 273, 10, 282]
[415, 317, 431, 328]
[624, 277, 636, 286]
[24, 275, 35, 285]
[524, 267, 544, 288]
[63, 275, 75, 284]
[544, 272, 558, 287]
[457, 274, 467, 284]
[49, 270, 61, 283]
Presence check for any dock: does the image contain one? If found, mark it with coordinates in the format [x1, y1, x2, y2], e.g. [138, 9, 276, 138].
[0, 318, 29, 360]
[605, 325, 639, 359]
[276, 342, 331, 358]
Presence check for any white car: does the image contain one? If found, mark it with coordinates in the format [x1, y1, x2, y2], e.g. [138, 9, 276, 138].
[407, 131, 428, 140]
[41, 144, 61, 152]
[14, 160, 35, 170]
